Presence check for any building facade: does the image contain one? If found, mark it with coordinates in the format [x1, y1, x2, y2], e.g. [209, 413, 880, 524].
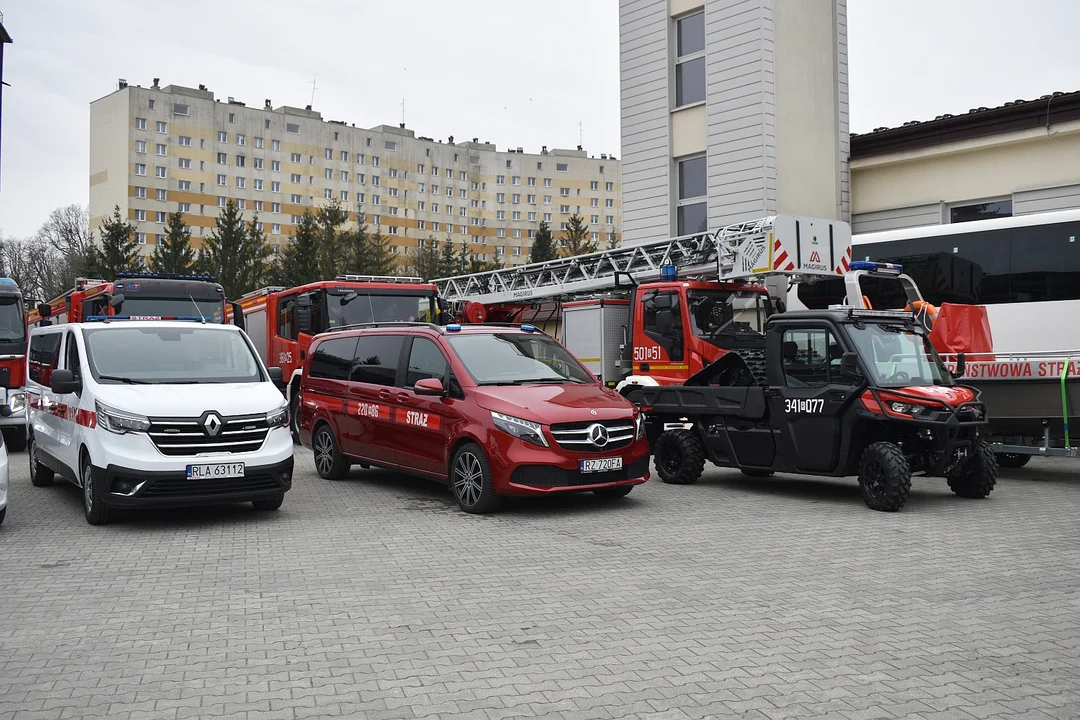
[619, 0, 849, 247]
[89, 81, 621, 267]
[850, 91, 1080, 233]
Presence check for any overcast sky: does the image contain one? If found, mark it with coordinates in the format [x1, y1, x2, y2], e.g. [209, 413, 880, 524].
[1, 0, 1078, 239]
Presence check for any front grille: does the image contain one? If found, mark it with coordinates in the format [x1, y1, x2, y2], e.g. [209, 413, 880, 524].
[510, 456, 650, 488]
[148, 414, 270, 456]
[136, 473, 281, 498]
[549, 420, 636, 453]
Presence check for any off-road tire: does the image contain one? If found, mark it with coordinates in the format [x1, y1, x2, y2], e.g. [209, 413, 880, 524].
[82, 455, 114, 526]
[995, 452, 1030, 469]
[654, 430, 706, 485]
[594, 485, 634, 499]
[252, 494, 285, 511]
[450, 443, 503, 514]
[289, 390, 301, 443]
[3, 427, 27, 452]
[949, 441, 998, 499]
[28, 434, 54, 487]
[312, 424, 349, 480]
[858, 441, 912, 512]
[742, 469, 774, 478]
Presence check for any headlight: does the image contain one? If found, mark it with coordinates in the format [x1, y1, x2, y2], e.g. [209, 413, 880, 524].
[95, 401, 151, 434]
[635, 412, 645, 440]
[8, 391, 25, 414]
[490, 411, 548, 447]
[266, 402, 289, 429]
[890, 402, 928, 416]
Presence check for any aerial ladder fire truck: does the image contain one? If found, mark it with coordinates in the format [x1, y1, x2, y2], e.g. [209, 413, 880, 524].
[434, 214, 854, 402]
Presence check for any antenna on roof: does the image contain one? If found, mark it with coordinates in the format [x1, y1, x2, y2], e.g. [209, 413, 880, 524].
[579, 120, 583, 148]
[310, 77, 318, 107]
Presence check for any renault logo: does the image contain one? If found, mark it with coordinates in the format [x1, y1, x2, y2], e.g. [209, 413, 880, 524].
[587, 423, 609, 447]
[201, 412, 223, 436]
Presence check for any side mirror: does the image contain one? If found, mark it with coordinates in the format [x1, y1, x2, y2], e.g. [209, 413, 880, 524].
[952, 352, 966, 379]
[437, 297, 450, 311]
[267, 366, 286, 389]
[655, 309, 673, 336]
[296, 294, 312, 334]
[340, 291, 358, 306]
[840, 351, 861, 379]
[50, 369, 80, 395]
[37, 302, 52, 318]
[652, 294, 673, 309]
[231, 302, 246, 331]
[773, 298, 787, 314]
[109, 294, 125, 310]
[413, 378, 445, 396]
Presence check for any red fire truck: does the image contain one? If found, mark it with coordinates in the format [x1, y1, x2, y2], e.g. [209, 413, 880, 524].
[231, 275, 443, 437]
[0, 278, 28, 450]
[27, 272, 237, 328]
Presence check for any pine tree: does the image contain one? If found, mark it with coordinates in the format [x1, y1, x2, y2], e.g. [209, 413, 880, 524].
[437, 236, 459, 277]
[530, 221, 558, 263]
[456, 240, 470, 276]
[150, 211, 195, 274]
[366, 229, 398, 275]
[342, 205, 370, 275]
[275, 211, 320, 287]
[408, 235, 442, 280]
[606, 233, 621, 250]
[315, 198, 349, 280]
[559, 213, 597, 257]
[197, 199, 250, 298]
[244, 213, 275, 292]
[90, 204, 140, 277]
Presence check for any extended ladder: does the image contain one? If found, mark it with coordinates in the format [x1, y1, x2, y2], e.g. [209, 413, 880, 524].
[434, 215, 852, 305]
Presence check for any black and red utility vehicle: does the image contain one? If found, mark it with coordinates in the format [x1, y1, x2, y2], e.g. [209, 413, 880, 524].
[640, 306, 998, 511]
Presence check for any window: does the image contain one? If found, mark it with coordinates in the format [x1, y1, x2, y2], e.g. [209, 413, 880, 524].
[290, 173, 302, 183]
[528, 211, 537, 222]
[418, 201, 426, 212]
[384, 140, 397, 151]
[589, 181, 598, 191]
[560, 205, 571, 213]
[460, 171, 467, 181]
[254, 158, 264, 170]
[372, 157, 380, 167]
[254, 200, 263, 211]
[325, 148, 333, 160]
[419, 220, 426, 231]
[291, 193, 302, 203]
[179, 158, 191, 169]
[388, 225, 400, 235]
[556, 163, 568, 172]
[676, 155, 708, 235]
[675, 11, 706, 106]
[178, 180, 191, 191]
[512, 176, 521, 186]
[513, 211, 521, 220]
[133, 186, 147, 199]
[950, 200, 1012, 224]
[156, 121, 167, 133]
[591, 214, 600, 224]
[135, 140, 146, 154]
[272, 224, 281, 234]
[135, 117, 147, 130]
[432, 222, 439, 232]
[155, 166, 166, 178]
[236, 155, 246, 167]
[373, 195, 381, 205]
[237, 134, 246, 146]
[497, 210, 506, 220]
[497, 175, 505, 185]
[217, 131, 228, 143]
[217, 174, 227, 186]
[460, 207, 467, 217]
[446, 187, 453, 197]
[325, 168, 333, 180]
[272, 139, 281, 151]
[309, 337, 358, 380]
[497, 228, 505, 238]
[229, 113, 235, 123]
[255, 137, 264, 149]
[445, 168, 452, 179]
[388, 188, 399, 197]
[591, 232, 599, 242]
[606, 215, 615, 225]
[591, 198, 599, 208]
[606, 181, 614, 192]
[527, 194, 536, 204]
[544, 213, 552, 222]
[513, 229, 521, 239]
[432, 203, 438, 213]
[179, 202, 191, 213]
[286, 123, 300, 134]
[506, 160, 512, 169]
[135, 232, 147, 244]
[217, 152, 227, 165]
[324, 188, 333, 200]
[544, 178, 552, 188]
[606, 199, 614, 208]
[340, 190, 349, 202]
[155, 188, 166, 201]
[513, 246, 522, 256]
[135, 209, 146, 221]
[430, 184, 438, 195]
[642, 290, 684, 360]
[497, 193, 506, 203]
[272, 181, 281, 193]
[560, 188, 570, 197]
[272, 160, 281, 172]
[272, 202, 281, 213]
[351, 335, 404, 386]
[527, 177, 536, 187]
[156, 211, 166, 223]
[780, 329, 840, 388]
[512, 194, 521, 204]
[218, 197, 226, 208]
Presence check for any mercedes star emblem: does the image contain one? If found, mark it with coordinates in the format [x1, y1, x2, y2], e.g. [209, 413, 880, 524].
[587, 423, 609, 447]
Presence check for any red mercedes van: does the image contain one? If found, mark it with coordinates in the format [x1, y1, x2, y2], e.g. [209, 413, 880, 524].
[298, 323, 650, 513]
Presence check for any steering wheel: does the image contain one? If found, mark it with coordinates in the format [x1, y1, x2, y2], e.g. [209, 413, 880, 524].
[886, 370, 910, 383]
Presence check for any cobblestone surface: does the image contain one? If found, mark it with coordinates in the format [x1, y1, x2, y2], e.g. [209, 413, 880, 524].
[2, 447, 1079, 719]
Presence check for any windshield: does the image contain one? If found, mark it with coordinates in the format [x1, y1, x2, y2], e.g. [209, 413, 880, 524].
[687, 290, 767, 342]
[446, 332, 597, 385]
[848, 323, 955, 388]
[84, 326, 262, 384]
[327, 293, 436, 330]
[115, 297, 225, 323]
[0, 298, 25, 341]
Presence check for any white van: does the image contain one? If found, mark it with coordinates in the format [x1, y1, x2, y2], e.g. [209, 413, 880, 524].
[25, 319, 294, 524]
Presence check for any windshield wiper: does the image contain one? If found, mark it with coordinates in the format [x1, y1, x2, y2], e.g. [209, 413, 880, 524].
[510, 377, 585, 385]
[96, 374, 152, 385]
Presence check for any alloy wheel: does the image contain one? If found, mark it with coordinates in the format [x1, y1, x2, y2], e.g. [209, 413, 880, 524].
[863, 458, 887, 498]
[314, 429, 335, 476]
[83, 464, 94, 513]
[453, 452, 483, 507]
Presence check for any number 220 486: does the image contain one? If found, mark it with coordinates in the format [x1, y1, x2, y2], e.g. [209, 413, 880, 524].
[785, 398, 824, 414]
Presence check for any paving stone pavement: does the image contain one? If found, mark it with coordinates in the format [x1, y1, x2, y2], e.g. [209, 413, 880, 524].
[2, 446, 1079, 720]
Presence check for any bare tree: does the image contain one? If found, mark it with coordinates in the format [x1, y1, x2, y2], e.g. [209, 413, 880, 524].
[36, 204, 94, 286]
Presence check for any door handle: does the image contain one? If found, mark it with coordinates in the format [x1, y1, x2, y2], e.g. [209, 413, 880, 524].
[347, 387, 363, 396]
[396, 393, 410, 403]
[378, 389, 392, 400]
[829, 391, 847, 401]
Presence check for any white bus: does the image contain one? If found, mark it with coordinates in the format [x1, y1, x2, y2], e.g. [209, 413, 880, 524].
[789, 208, 1080, 352]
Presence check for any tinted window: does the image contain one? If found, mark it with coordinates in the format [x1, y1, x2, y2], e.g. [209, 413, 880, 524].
[278, 297, 296, 340]
[678, 156, 707, 200]
[65, 332, 82, 382]
[950, 200, 1011, 224]
[406, 338, 448, 387]
[28, 332, 62, 384]
[351, 335, 403, 386]
[642, 291, 684, 360]
[677, 12, 705, 56]
[677, 202, 707, 236]
[782, 329, 837, 388]
[0, 298, 25, 340]
[309, 337, 358, 381]
[799, 220, 1080, 307]
[676, 56, 706, 106]
[84, 327, 261, 384]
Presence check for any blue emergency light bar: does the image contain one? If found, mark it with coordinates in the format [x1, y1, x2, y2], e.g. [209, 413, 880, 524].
[446, 323, 462, 332]
[520, 324, 536, 333]
[660, 264, 678, 281]
[116, 272, 218, 282]
[849, 261, 903, 272]
[85, 315, 207, 323]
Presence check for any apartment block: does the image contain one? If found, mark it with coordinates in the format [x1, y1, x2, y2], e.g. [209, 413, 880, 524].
[90, 79, 622, 266]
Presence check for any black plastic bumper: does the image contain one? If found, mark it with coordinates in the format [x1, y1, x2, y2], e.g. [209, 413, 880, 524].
[95, 457, 293, 509]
